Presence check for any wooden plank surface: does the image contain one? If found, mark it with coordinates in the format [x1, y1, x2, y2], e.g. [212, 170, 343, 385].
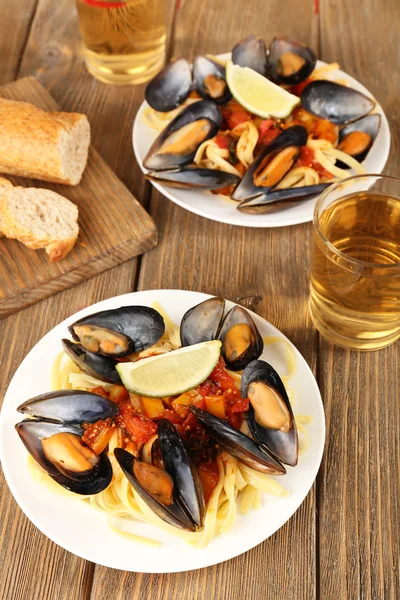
[0, 76, 156, 317]
[318, 0, 400, 598]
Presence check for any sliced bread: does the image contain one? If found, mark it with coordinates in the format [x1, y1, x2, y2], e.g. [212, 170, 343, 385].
[0, 187, 79, 262]
[0, 99, 90, 185]
[0, 176, 13, 237]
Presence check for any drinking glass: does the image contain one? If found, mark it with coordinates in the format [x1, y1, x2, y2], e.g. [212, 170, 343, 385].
[309, 174, 400, 350]
[75, 0, 175, 85]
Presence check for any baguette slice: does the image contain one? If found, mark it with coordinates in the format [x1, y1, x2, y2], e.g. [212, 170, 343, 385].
[0, 99, 90, 185]
[1, 187, 79, 262]
[0, 177, 13, 237]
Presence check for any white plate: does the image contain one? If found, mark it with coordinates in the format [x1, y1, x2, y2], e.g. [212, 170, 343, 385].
[0, 290, 325, 572]
[133, 57, 390, 228]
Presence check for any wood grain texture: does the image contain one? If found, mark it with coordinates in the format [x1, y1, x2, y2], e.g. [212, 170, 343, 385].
[0, 77, 157, 317]
[0, 0, 38, 86]
[318, 1, 400, 598]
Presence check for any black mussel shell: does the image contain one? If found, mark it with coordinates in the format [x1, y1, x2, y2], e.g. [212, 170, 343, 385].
[16, 420, 112, 494]
[145, 58, 192, 112]
[158, 419, 205, 527]
[62, 339, 122, 385]
[69, 306, 165, 358]
[143, 100, 222, 171]
[193, 56, 232, 104]
[301, 80, 375, 125]
[232, 35, 268, 76]
[190, 407, 285, 474]
[268, 37, 316, 85]
[337, 113, 381, 167]
[241, 360, 298, 466]
[180, 297, 225, 347]
[17, 390, 118, 424]
[146, 166, 240, 190]
[231, 126, 308, 202]
[237, 183, 331, 214]
[114, 448, 196, 531]
[218, 306, 263, 371]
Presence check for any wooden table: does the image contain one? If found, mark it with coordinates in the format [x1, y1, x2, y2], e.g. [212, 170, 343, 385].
[0, 1, 399, 598]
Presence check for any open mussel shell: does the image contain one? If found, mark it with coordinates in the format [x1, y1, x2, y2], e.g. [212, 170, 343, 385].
[337, 113, 381, 166]
[301, 80, 375, 125]
[237, 183, 331, 214]
[114, 448, 196, 531]
[232, 35, 268, 76]
[231, 125, 308, 202]
[180, 297, 225, 347]
[16, 420, 112, 494]
[146, 166, 240, 190]
[241, 360, 298, 466]
[218, 306, 263, 371]
[143, 100, 222, 171]
[69, 306, 165, 358]
[190, 407, 285, 474]
[268, 37, 316, 85]
[62, 339, 122, 385]
[145, 58, 192, 112]
[17, 390, 118, 424]
[193, 56, 232, 104]
[158, 419, 205, 527]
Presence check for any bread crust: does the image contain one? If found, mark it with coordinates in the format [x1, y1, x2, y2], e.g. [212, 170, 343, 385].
[0, 99, 90, 185]
[0, 176, 13, 237]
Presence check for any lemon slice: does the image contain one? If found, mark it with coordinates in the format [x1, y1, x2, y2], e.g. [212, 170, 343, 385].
[116, 340, 222, 397]
[226, 60, 300, 119]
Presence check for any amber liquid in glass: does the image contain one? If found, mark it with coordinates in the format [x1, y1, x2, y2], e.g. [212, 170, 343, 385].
[310, 191, 400, 350]
[76, 0, 167, 85]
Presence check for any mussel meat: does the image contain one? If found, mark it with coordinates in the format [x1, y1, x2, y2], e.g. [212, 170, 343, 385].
[231, 125, 308, 202]
[143, 100, 222, 171]
[16, 390, 118, 494]
[145, 58, 192, 113]
[337, 113, 381, 166]
[218, 306, 263, 371]
[180, 297, 225, 346]
[115, 418, 204, 531]
[301, 80, 375, 125]
[190, 406, 285, 474]
[62, 339, 122, 385]
[69, 306, 165, 358]
[193, 56, 232, 104]
[268, 37, 316, 85]
[232, 35, 268, 76]
[146, 166, 240, 189]
[241, 360, 298, 466]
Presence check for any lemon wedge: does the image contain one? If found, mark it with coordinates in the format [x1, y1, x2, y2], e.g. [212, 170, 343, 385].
[116, 340, 221, 397]
[226, 60, 300, 119]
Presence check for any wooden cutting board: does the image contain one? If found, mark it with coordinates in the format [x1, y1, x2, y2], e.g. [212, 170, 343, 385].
[0, 77, 157, 318]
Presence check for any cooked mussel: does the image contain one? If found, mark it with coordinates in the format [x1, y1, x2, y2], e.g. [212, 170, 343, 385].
[337, 113, 381, 166]
[114, 419, 204, 531]
[146, 166, 240, 189]
[218, 306, 263, 370]
[237, 183, 331, 214]
[145, 58, 192, 112]
[62, 339, 122, 385]
[193, 56, 232, 104]
[181, 297, 225, 346]
[15, 390, 117, 494]
[231, 125, 308, 202]
[301, 80, 375, 125]
[69, 306, 165, 358]
[268, 37, 316, 85]
[232, 35, 268, 76]
[241, 360, 298, 466]
[190, 406, 285, 474]
[143, 100, 222, 171]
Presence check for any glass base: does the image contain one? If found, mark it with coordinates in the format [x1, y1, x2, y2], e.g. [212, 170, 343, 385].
[83, 47, 165, 85]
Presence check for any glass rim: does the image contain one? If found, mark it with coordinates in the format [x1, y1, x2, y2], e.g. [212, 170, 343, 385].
[313, 173, 400, 270]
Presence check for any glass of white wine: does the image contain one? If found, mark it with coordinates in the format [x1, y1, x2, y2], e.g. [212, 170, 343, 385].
[310, 174, 400, 350]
